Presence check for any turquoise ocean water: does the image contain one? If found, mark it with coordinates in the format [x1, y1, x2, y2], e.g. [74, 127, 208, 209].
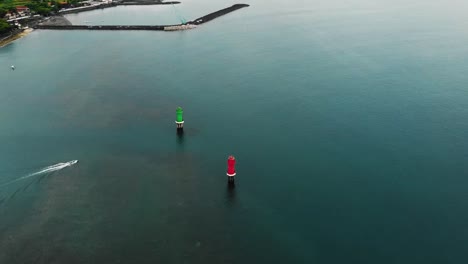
[1, 0, 468, 263]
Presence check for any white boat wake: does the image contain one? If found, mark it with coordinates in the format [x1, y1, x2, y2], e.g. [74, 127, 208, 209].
[0, 160, 78, 188]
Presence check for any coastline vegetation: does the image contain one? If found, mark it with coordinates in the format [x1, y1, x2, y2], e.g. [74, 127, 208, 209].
[0, 18, 11, 34]
[1, 0, 57, 16]
[1, 0, 60, 35]
[0, 0, 84, 17]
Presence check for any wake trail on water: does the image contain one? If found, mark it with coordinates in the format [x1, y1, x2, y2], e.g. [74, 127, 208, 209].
[0, 160, 78, 188]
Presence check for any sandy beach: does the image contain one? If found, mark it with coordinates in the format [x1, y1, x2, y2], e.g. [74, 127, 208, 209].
[0, 28, 34, 48]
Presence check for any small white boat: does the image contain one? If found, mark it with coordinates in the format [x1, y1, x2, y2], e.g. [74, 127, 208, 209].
[11, 65, 15, 70]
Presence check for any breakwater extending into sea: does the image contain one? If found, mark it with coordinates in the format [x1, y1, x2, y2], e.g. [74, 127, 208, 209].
[34, 4, 249, 30]
[191, 4, 248, 25]
[34, 25, 170, 30]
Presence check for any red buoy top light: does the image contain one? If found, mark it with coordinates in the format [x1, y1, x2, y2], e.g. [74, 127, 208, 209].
[227, 155, 236, 176]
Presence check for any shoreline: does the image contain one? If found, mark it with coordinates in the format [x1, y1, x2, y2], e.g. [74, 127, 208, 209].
[0, 29, 34, 48]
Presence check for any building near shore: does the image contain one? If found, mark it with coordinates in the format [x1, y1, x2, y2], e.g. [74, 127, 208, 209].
[3, 6, 31, 21]
[15, 6, 31, 17]
[4, 12, 15, 20]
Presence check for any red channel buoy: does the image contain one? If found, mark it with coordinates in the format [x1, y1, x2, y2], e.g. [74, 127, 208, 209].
[227, 155, 236, 184]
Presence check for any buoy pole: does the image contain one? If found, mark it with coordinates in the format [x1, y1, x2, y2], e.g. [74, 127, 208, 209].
[175, 107, 184, 133]
[227, 155, 236, 185]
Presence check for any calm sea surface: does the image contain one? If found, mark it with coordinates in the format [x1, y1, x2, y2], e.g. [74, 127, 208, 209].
[1, 0, 468, 263]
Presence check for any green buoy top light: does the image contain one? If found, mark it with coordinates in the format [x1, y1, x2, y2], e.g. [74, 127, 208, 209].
[175, 107, 184, 128]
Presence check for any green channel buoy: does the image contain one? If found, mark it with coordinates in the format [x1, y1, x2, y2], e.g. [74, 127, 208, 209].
[175, 107, 184, 129]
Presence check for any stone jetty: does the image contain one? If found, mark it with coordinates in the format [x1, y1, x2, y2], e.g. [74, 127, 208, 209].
[190, 4, 249, 25]
[34, 4, 250, 31]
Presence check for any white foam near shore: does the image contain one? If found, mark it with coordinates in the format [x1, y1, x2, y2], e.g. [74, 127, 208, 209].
[0, 160, 78, 188]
